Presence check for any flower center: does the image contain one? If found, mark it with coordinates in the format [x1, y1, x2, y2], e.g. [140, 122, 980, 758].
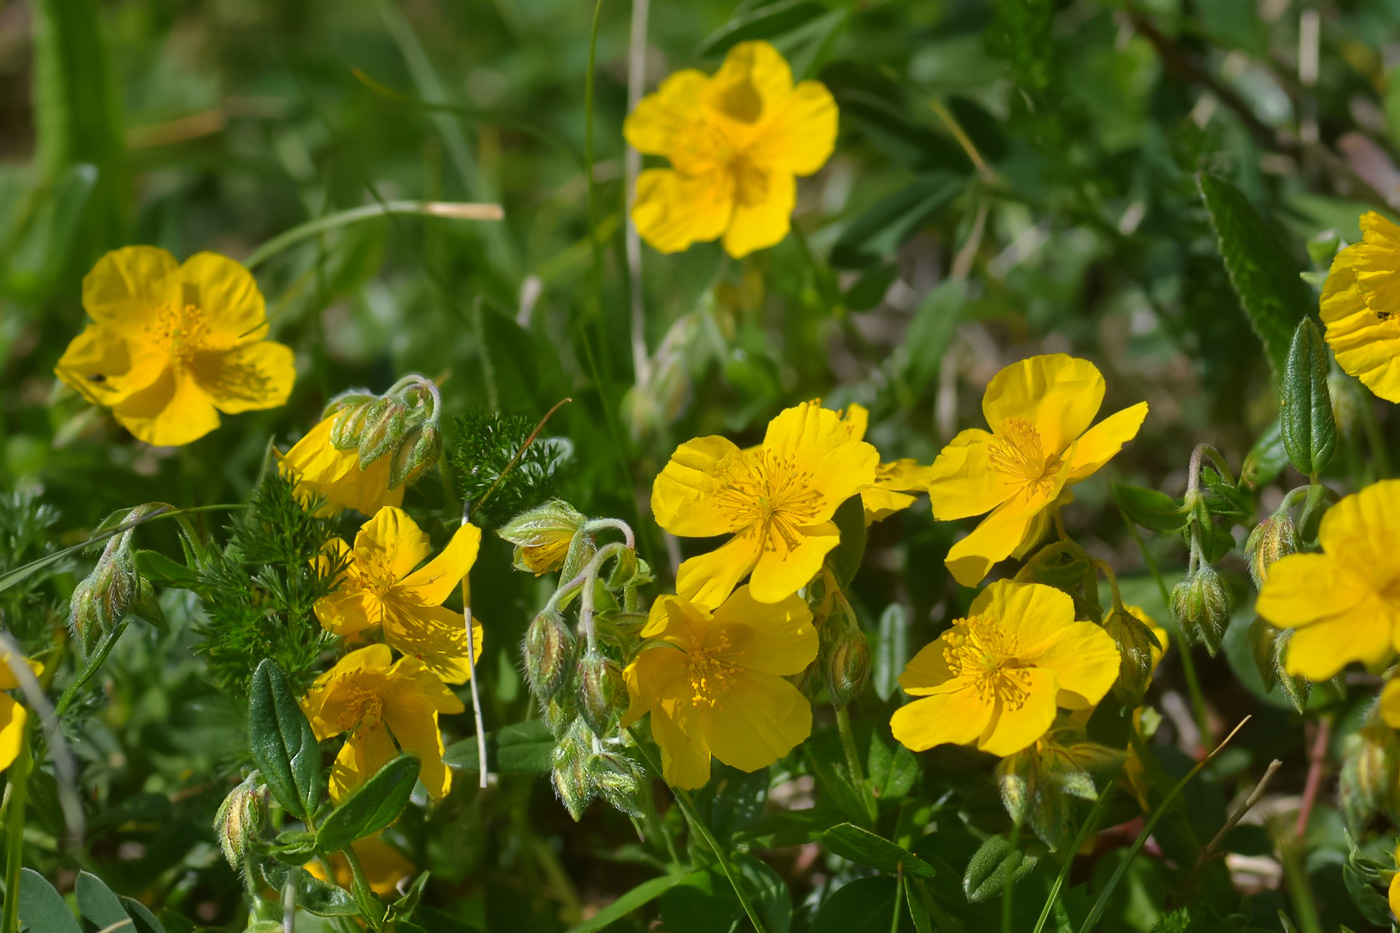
[942, 616, 1034, 710]
[338, 684, 385, 732]
[989, 418, 1064, 499]
[715, 450, 824, 553]
[147, 303, 211, 367]
[688, 633, 739, 707]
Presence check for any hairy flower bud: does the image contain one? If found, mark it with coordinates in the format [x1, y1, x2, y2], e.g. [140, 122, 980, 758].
[388, 422, 441, 490]
[1171, 564, 1231, 656]
[541, 694, 577, 737]
[1247, 618, 1310, 713]
[499, 500, 587, 575]
[358, 398, 409, 469]
[1104, 606, 1163, 707]
[576, 649, 626, 737]
[524, 609, 576, 701]
[69, 535, 139, 654]
[215, 773, 268, 869]
[326, 391, 378, 449]
[825, 627, 871, 710]
[1245, 514, 1297, 590]
[590, 751, 645, 818]
[1340, 722, 1397, 834]
[552, 719, 595, 821]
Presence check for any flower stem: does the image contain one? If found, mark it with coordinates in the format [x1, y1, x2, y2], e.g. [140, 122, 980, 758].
[342, 844, 384, 931]
[1031, 782, 1119, 933]
[52, 620, 128, 722]
[282, 865, 299, 933]
[584, 0, 605, 322]
[834, 705, 875, 822]
[461, 579, 490, 791]
[0, 729, 30, 933]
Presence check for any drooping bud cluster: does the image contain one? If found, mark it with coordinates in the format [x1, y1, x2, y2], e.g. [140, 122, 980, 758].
[214, 772, 269, 869]
[995, 717, 1127, 851]
[1245, 512, 1297, 590]
[1339, 719, 1398, 834]
[805, 568, 871, 709]
[523, 609, 575, 700]
[1246, 617, 1310, 714]
[499, 500, 588, 575]
[323, 376, 443, 491]
[1103, 606, 1163, 708]
[1171, 562, 1230, 656]
[68, 503, 164, 654]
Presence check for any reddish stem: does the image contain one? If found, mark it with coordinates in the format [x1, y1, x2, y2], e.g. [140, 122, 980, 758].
[1294, 717, 1332, 838]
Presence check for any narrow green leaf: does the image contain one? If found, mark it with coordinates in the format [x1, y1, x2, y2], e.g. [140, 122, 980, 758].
[829, 497, 867, 590]
[248, 659, 321, 819]
[822, 823, 935, 878]
[1280, 318, 1337, 476]
[901, 279, 968, 395]
[831, 174, 964, 269]
[131, 550, 200, 589]
[697, 0, 828, 58]
[1112, 485, 1189, 534]
[17, 869, 81, 933]
[872, 604, 909, 703]
[443, 720, 554, 773]
[1196, 173, 1311, 379]
[316, 754, 420, 855]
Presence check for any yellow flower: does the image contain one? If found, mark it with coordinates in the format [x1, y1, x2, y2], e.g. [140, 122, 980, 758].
[837, 403, 934, 523]
[302, 644, 464, 802]
[1257, 479, 1400, 681]
[652, 401, 878, 609]
[891, 580, 1120, 758]
[621, 586, 817, 789]
[1392, 843, 1400, 922]
[927, 354, 1148, 587]
[315, 507, 484, 685]
[0, 650, 42, 774]
[306, 835, 414, 896]
[1321, 212, 1400, 403]
[624, 41, 837, 258]
[281, 415, 404, 517]
[55, 246, 295, 446]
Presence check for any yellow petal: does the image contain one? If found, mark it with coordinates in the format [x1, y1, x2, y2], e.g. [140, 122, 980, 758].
[651, 435, 749, 537]
[282, 418, 406, 517]
[861, 487, 917, 524]
[750, 79, 838, 177]
[0, 696, 25, 773]
[112, 366, 221, 446]
[397, 521, 482, 606]
[762, 402, 879, 512]
[712, 587, 817, 676]
[383, 604, 484, 685]
[676, 531, 764, 611]
[54, 324, 164, 407]
[890, 685, 993, 752]
[194, 341, 296, 414]
[1318, 480, 1400, 585]
[838, 402, 870, 439]
[944, 501, 1042, 588]
[355, 507, 433, 583]
[703, 675, 812, 772]
[624, 69, 709, 157]
[705, 41, 795, 133]
[975, 667, 1058, 757]
[927, 429, 1014, 521]
[1390, 871, 1400, 924]
[897, 640, 963, 696]
[653, 701, 713, 789]
[622, 637, 691, 728]
[1284, 609, 1391, 680]
[330, 722, 397, 803]
[384, 656, 467, 714]
[638, 594, 705, 644]
[632, 168, 734, 254]
[82, 246, 181, 337]
[750, 520, 840, 603]
[981, 354, 1106, 456]
[1066, 402, 1148, 483]
[1256, 554, 1369, 628]
[384, 698, 452, 800]
[314, 588, 384, 638]
[1321, 234, 1400, 402]
[1023, 621, 1121, 710]
[178, 252, 269, 345]
[721, 165, 796, 258]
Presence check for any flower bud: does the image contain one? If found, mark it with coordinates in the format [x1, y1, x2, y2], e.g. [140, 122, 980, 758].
[358, 399, 409, 469]
[524, 609, 576, 701]
[215, 773, 268, 869]
[1340, 723, 1398, 834]
[1104, 606, 1163, 707]
[576, 649, 626, 737]
[1245, 514, 1297, 590]
[1247, 617, 1310, 712]
[541, 694, 576, 737]
[326, 391, 378, 449]
[498, 501, 587, 575]
[590, 751, 645, 819]
[69, 538, 139, 655]
[388, 422, 441, 490]
[825, 628, 871, 710]
[1170, 564, 1231, 656]
[552, 719, 595, 821]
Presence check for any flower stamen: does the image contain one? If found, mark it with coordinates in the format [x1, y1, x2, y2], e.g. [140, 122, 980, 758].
[989, 418, 1063, 499]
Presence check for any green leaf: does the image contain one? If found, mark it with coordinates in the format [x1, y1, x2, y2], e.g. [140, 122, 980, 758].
[831, 174, 964, 269]
[131, 549, 200, 589]
[901, 279, 968, 395]
[811, 876, 911, 933]
[1241, 418, 1288, 489]
[1196, 173, 1312, 379]
[734, 854, 794, 933]
[316, 754, 421, 855]
[962, 834, 1041, 904]
[442, 720, 554, 773]
[248, 659, 322, 819]
[266, 829, 320, 866]
[871, 604, 909, 703]
[821, 823, 935, 878]
[843, 263, 900, 312]
[17, 869, 81, 933]
[1280, 318, 1337, 476]
[75, 871, 132, 931]
[563, 874, 684, 932]
[1343, 862, 1393, 927]
[1113, 485, 1189, 534]
[117, 896, 167, 933]
[259, 860, 360, 917]
[697, 0, 828, 58]
[828, 496, 867, 590]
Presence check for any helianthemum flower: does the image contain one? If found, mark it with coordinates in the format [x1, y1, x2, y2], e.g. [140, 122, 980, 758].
[302, 644, 464, 802]
[838, 403, 934, 523]
[624, 40, 838, 258]
[652, 401, 878, 609]
[891, 580, 1119, 757]
[315, 507, 483, 684]
[927, 354, 1148, 587]
[622, 586, 817, 789]
[1257, 479, 1400, 681]
[0, 649, 42, 774]
[281, 414, 403, 517]
[1321, 212, 1400, 403]
[55, 246, 295, 446]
